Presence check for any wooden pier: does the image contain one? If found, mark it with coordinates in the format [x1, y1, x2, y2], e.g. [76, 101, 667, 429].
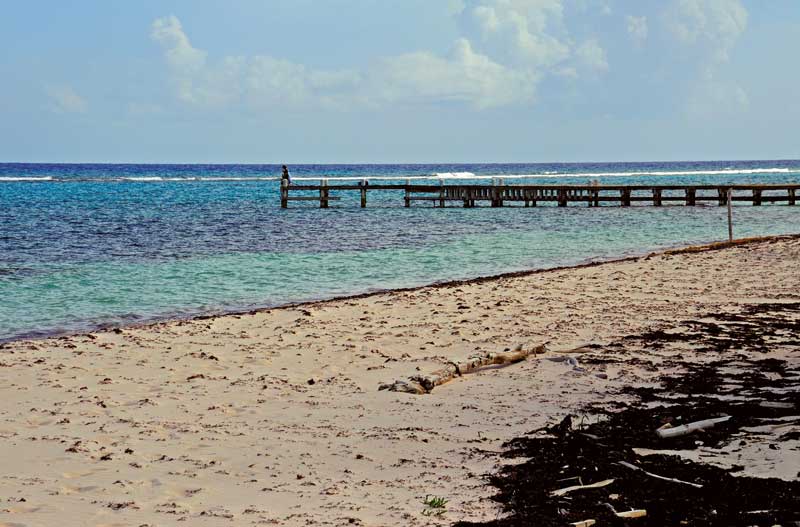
[281, 180, 800, 209]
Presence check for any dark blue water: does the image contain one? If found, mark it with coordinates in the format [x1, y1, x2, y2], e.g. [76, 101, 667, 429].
[2, 161, 799, 342]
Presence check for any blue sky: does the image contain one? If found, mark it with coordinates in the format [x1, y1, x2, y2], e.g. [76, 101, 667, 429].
[1, 1, 798, 163]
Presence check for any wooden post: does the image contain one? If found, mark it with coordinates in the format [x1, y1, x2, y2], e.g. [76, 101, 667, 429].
[620, 188, 631, 207]
[589, 180, 599, 207]
[653, 188, 662, 206]
[557, 188, 567, 207]
[718, 188, 727, 206]
[359, 180, 367, 208]
[727, 189, 733, 242]
[752, 188, 762, 206]
[439, 179, 445, 208]
[404, 179, 410, 208]
[789, 188, 796, 206]
[320, 179, 329, 209]
[280, 178, 288, 209]
[685, 188, 696, 206]
[497, 178, 504, 207]
[464, 188, 473, 208]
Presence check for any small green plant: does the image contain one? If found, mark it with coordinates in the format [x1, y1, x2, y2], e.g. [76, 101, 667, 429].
[422, 495, 448, 516]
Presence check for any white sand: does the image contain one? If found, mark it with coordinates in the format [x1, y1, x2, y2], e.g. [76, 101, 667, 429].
[1, 236, 799, 526]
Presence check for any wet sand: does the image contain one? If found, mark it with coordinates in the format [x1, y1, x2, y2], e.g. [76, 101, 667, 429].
[1, 235, 799, 526]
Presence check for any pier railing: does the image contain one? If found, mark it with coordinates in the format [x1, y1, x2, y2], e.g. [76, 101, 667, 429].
[281, 180, 800, 209]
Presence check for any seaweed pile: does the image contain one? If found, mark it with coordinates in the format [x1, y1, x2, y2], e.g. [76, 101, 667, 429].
[456, 303, 800, 526]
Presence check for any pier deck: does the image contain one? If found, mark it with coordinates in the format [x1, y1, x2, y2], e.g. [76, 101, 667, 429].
[281, 181, 800, 209]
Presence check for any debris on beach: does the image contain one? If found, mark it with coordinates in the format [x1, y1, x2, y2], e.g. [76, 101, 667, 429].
[378, 343, 546, 394]
[456, 303, 800, 526]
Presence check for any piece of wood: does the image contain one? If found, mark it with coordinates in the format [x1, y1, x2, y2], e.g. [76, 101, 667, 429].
[360, 180, 367, 208]
[286, 196, 341, 201]
[653, 188, 662, 206]
[727, 189, 733, 241]
[621, 188, 631, 207]
[550, 478, 614, 497]
[656, 416, 731, 439]
[617, 461, 703, 488]
[616, 509, 647, 519]
[379, 343, 546, 394]
[570, 520, 596, 527]
[685, 187, 696, 206]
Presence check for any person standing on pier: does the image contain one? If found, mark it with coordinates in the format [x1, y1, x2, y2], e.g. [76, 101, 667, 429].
[281, 165, 291, 185]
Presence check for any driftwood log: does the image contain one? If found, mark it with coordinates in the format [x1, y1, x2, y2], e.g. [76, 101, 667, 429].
[379, 343, 546, 394]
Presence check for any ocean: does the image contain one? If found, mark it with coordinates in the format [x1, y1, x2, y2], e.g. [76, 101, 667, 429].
[2, 160, 799, 342]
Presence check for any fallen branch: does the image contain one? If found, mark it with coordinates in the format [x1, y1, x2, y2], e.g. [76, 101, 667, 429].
[618, 461, 703, 489]
[378, 343, 546, 394]
[656, 416, 731, 439]
[550, 478, 614, 497]
[603, 503, 647, 519]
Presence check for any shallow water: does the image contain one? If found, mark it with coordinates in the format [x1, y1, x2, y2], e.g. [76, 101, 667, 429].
[1, 161, 799, 341]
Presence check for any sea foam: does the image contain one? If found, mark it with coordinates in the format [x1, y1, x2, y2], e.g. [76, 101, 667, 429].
[0, 176, 53, 181]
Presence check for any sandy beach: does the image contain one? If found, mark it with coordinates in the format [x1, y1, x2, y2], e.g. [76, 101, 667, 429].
[1, 235, 799, 526]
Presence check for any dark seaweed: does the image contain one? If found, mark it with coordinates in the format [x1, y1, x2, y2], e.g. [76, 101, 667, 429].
[456, 303, 800, 527]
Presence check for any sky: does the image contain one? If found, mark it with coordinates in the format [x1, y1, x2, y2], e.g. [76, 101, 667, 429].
[0, 0, 798, 164]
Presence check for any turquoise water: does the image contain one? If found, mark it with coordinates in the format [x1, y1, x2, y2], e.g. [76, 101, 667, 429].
[1, 161, 799, 341]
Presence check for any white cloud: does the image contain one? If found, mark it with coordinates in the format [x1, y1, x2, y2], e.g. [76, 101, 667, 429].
[575, 39, 608, 73]
[151, 16, 360, 110]
[45, 85, 88, 113]
[461, 0, 571, 69]
[373, 39, 538, 109]
[151, 7, 608, 112]
[245, 56, 361, 110]
[664, 1, 749, 116]
[151, 16, 206, 72]
[665, 0, 748, 63]
[151, 16, 238, 106]
[626, 15, 648, 45]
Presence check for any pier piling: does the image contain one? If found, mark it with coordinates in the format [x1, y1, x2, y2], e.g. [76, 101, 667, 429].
[320, 179, 329, 208]
[280, 179, 288, 209]
[686, 188, 696, 206]
[653, 188, 662, 206]
[360, 180, 367, 208]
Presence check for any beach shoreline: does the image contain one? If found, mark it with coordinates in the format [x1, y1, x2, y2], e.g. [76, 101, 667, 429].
[6, 233, 799, 346]
[1, 234, 799, 526]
